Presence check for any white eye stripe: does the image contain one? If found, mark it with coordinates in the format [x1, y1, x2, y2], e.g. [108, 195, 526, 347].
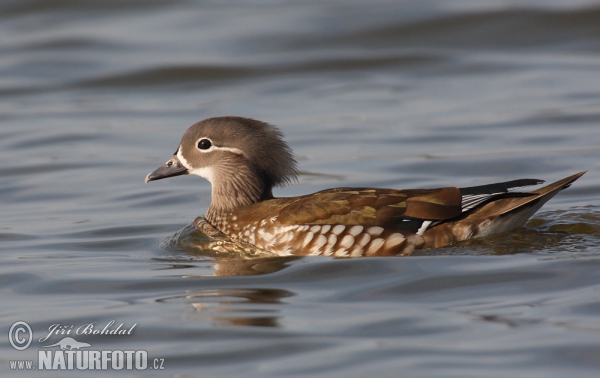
[194, 137, 247, 158]
[213, 146, 247, 156]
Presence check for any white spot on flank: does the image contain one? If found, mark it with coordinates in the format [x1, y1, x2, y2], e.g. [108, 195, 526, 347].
[314, 235, 327, 249]
[348, 225, 363, 236]
[277, 225, 294, 233]
[321, 225, 331, 234]
[340, 235, 354, 249]
[385, 233, 405, 249]
[310, 225, 321, 233]
[332, 225, 345, 235]
[367, 226, 384, 236]
[258, 229, 274, 243]
[279, 231, 294, 244]
[366, 238, 385, 255]
[327, 234, 337, 246]
[357, 233, 371, 247]
[334, 248, 349, 257]
[303, 232, 315, 247]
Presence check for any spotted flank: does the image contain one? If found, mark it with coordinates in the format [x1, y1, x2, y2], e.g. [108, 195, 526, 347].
[145, 116, 586, 257]
[210, 216, 424, 257]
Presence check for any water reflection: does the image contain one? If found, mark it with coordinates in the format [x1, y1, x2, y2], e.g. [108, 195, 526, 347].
[152, 255, 301, 276]
[209, 256, 301, 277]
[158, 288, 294, 328]
[155, 227, 300, 326]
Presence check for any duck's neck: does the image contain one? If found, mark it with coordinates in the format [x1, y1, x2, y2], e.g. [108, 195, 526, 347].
[205, 164, 273, 223]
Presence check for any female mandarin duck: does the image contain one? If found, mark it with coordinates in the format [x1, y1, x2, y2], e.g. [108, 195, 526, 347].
[146, 116, 585, 257]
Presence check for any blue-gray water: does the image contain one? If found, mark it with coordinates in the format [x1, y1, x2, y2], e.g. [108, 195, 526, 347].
[2, 1, 600, 377]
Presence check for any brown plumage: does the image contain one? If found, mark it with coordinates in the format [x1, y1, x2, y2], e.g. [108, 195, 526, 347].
[146, 116, 585, 257]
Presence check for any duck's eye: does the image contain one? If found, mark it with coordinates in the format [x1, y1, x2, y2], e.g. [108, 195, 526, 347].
[197, 139, 212, 150]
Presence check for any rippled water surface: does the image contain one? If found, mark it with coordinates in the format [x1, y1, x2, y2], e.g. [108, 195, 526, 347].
[2, 1, 600, 376]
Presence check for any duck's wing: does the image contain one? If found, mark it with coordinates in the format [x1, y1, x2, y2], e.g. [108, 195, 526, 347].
[274, 186, 463, 228]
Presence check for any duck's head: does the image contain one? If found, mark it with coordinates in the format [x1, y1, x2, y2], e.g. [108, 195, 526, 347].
[146, 116, 298, 211]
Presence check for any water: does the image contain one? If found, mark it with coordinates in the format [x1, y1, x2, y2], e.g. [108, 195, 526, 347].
[2, 1, 600, 376]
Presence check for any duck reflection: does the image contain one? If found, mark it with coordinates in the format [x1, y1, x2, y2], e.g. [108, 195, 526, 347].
[211, 256, 300, 276]
[162, 288, 294, 327]
[156, 223, 299, 327]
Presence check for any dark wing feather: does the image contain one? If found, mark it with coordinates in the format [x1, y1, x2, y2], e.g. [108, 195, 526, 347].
[459, 178, 544, 212]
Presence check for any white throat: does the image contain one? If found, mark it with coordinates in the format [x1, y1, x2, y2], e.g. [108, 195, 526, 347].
[177, 148, 215, 183]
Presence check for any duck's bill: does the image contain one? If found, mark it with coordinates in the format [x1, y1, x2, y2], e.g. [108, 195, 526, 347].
[145, 155, 189, 183]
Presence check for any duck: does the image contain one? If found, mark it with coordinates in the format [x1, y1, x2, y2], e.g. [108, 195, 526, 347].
[146, 116, 585, 257]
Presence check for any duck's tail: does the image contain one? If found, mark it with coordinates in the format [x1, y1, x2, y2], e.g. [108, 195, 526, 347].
[424, 171, 586, 247]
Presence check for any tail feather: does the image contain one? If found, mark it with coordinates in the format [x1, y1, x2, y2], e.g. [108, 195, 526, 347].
[423, 171, 586, 248]
[472, 171, 586, 218]
[460, 178, 544, 196]
[459, 178, 543, 213]
[530, 171, 586, 195]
